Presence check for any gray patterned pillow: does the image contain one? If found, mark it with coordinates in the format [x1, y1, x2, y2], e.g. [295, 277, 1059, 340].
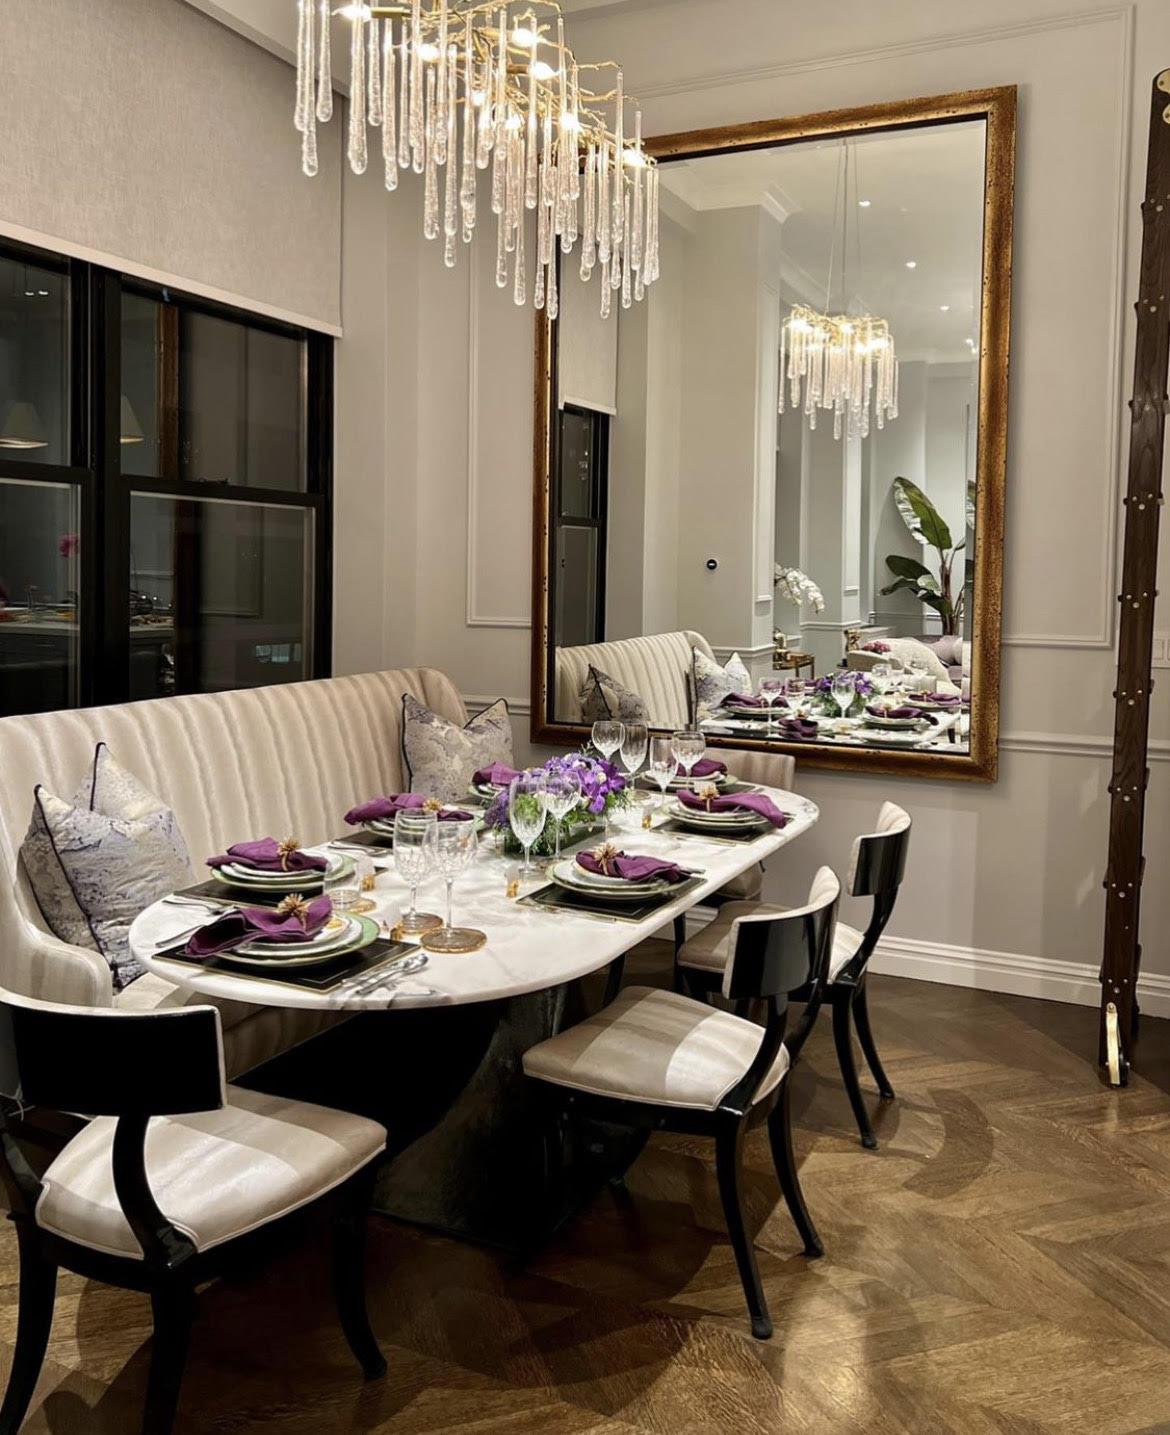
[20, 744, 192, 991]
[692, 647, 752, 719]
[580, 666, 649, 724]
[401, 695, 514, 804]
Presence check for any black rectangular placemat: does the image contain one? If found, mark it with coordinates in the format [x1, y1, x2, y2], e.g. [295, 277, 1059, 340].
[654, 818, 773, 845]
[519, 874, 703, 924]
[174, 879, 321, 908]
[331, 829, 394, 850]
[154, 937, 417, 992]
[635, 776, 756, 795]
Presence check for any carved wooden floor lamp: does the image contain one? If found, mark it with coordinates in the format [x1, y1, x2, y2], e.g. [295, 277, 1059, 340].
[1100, 69, 1170, 1086]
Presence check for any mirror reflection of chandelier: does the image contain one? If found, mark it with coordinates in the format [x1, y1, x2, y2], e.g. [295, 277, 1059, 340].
[293, 1, 661, 318]
[779, 139, 899, 440]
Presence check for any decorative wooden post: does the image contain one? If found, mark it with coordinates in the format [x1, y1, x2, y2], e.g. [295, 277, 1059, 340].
[1100, 69, 1170, 1085]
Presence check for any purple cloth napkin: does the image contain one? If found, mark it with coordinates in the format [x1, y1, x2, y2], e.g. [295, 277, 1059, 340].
[207, 838, 327, 873]
[186, 895, 334, 958]
[473, 762, 521, 787]
[721, 692, 766, 708]
[866, 705, 937, 725]
[679, 757, 727, 778]
[775, 718, 819, 743]
[677, 790, 791, 828]
[576, 851, 688, 883]
[344, 794, 472, 825]
[908, 691, 961, 706]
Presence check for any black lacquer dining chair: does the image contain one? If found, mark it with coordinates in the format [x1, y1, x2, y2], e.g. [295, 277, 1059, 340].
[523, 867, 840, 1340]
[0, 992, 389, 1435]
[678, 803, 911, 1148]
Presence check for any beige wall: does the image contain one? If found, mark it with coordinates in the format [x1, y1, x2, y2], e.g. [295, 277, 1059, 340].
[335, 0, 1170, 1016]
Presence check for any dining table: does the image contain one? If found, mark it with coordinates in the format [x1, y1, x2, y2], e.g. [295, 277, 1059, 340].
[129, 784, 819, 1250]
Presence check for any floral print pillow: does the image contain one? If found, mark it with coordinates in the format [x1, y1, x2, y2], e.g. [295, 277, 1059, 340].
[692, 648, 752, 719]
[401, 694, 514, 805]
[579, 666, 649, 724]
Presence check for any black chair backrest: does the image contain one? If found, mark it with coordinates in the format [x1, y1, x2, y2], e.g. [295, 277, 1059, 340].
[723, 866, 840, 1005]
[0, 994, 226, 1119]
[848, 802, 911, 898]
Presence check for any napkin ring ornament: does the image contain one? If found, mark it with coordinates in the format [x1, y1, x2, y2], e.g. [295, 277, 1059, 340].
[278, 835, 302, 871]
[695, 783, 720, 810]
[423, 798, 444, 813]
[591, 842, 621, 876]
[276, 893, 311, 928]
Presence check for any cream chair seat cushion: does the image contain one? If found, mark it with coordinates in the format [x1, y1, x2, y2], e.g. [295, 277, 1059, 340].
[35, 1086, 387, 1261]
[679, 901, 862, 984]
[522, 985, 790, 1111]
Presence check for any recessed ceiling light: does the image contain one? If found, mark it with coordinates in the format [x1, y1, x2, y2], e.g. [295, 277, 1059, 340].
[905, 260, 917, 269]
[858, 199, 871, 208]
[939, 304, 950, 312]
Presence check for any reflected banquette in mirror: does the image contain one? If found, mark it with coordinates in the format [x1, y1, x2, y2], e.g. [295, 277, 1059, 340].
[531, 87, 1015, 780]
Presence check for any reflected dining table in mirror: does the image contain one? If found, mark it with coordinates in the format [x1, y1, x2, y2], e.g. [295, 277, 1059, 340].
[128, 784, 818, 1250]
[532, 86, 1014, 782]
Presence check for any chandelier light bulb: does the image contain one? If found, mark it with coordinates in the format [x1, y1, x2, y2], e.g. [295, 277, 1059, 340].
[512, 23, 537, 45]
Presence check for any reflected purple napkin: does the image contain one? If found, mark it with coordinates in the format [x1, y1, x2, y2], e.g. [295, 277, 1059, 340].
[576, 851, 688, 884]
[721, 692, 766, 708]
[186, 895, 333, 958]
[775, 718, 819, 743]
[866, 705, 936, 725]
[473, 762, 521, 787]
[908, 691, 961, 707]
[677, 790, 791, 828]
[206, 838, 327, 873]
[345, 793, 472, 824]
[680, 757, 727, 779]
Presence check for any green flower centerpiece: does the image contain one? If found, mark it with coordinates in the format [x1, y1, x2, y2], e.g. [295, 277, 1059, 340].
[482, 750, 631, 859]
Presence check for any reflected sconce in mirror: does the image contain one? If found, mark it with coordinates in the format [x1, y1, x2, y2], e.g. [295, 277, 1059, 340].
[120, 395, 145, 446]
[0, 400, 48, 450]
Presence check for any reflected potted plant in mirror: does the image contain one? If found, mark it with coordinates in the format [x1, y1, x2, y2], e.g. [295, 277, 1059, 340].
[881, 477, 969, 636]
[482, 752, 630, 858]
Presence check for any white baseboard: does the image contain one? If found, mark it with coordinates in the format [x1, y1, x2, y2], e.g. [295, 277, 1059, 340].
[679, 915, 1170, 1017]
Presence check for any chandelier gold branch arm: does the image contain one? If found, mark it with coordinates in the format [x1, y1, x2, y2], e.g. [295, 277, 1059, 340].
[295, 0, 661, 314]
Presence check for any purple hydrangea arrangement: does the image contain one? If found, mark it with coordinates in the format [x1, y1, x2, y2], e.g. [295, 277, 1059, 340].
[811, 670, 875, 717]
[482, 749, 630, 857]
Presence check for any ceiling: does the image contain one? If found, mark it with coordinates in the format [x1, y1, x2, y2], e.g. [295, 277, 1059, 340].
[659, 121, 987, 364]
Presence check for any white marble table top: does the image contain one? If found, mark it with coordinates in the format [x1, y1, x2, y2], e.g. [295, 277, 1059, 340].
[130, 788, 819, 1013]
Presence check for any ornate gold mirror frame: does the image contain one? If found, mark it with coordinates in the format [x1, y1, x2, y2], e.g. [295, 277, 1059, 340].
[531, 86, 1016, 781]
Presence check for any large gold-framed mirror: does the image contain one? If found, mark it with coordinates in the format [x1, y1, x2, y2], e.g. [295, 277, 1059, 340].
[531, 87, 1015, 781]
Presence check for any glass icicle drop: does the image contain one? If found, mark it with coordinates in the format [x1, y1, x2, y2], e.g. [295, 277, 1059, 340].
[423, 67, 439, 240]
[382, 21, 397, 190]
[367, 15, 382, 126]
[316, 0, 333, 123]
[347, 13, 367, 175]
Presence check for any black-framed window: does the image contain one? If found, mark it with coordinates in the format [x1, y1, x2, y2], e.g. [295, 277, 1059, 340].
[0, 238, 332, 717]
[551, 404, 609, 650]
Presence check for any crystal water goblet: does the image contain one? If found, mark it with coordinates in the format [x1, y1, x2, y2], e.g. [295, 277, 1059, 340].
[508, 772, 548, 878]
[671, 729, 706, 786]
[420, 814, 484, 953]
[591, 719, 624, 765]
[393, 810, 441, 934]
[647, 735, 676, 819]
[759, 679, 786, 734]
[832, 671, 857, 719]
[540, 769, 581, 863]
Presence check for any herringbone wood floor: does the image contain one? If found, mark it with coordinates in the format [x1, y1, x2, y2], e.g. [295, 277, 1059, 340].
[5, 955, 1170, 1434]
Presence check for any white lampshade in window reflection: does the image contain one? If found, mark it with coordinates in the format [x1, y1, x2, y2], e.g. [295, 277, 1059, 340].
[0, 400, 49, 450]
[120, 395, 145, 445]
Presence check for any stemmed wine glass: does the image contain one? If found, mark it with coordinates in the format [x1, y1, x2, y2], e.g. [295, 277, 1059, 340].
[591, 719, 624, 763]
[392, 809, 442, 934]
[759, 678, 786, 735]
[420, 814, 484, 953]
[671, 729, 706, 788]
[647, 735, 676, 819]
[509, 772, 548, 878]
[540, 768, 581, 863]
[831, 671, 857, 719]
[619, 722, 648, 779]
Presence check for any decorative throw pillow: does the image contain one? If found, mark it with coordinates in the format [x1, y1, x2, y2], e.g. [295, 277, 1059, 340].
[579, 666, 649, 724]
[401, 694, 514, 805]
[692, 647, 752, 719]
[20, 744, 192, 991]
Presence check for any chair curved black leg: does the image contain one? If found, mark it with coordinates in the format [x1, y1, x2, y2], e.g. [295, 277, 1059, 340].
[143, 1284, 195, 1435]
[833, 993, 877, 1149]
[767, 1082, 823, 1259]
[853, 981, 895, 1100]
[333, 1169, 387, 1380]
[714, 1120, 772, 1340]
[0, 1228, 57, 1435]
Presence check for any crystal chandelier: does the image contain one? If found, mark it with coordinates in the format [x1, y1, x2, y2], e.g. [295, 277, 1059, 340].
[294, 1, 661, 317]
[779, 307, 898, 441]
[778, 139, 897, 440]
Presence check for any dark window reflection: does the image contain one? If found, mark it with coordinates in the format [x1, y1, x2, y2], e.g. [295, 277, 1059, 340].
[129, 495, 311, 698]
[553, 405, 608, 649]
[0, 254, 69, 467]
[122, 294, 304, 490]
[0, 478, 80, 714]
[559, 408, 598, 521]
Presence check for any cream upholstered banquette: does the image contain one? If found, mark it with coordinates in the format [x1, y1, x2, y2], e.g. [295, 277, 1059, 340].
[0, 668, 468, 1077]
[554, 630, 714, 729]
